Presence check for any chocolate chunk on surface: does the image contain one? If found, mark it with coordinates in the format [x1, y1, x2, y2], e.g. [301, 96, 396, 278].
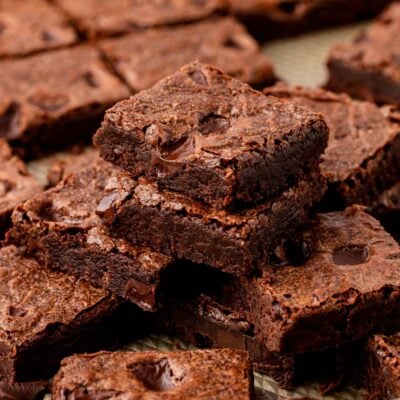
[0, 245, 138, 383]
[264, 84, 400, 208]
[94, 62, 328, 209]
[98, 17, 275, 91]
[8, 154, 175, 312]
[0, 140, 41, 236]
[0, 46, 130, 158]
[96, 169, 325, 276]
[0, 0, 77, 58]
[326, 3, 400, 106]
[52, 349, 253, 400]
[54, 0, 226, 38]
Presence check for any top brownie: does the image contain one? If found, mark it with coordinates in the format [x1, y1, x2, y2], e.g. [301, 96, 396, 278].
[326, 2, 400, 106]
[0, 0, 77, 58]
[54, 0, 226, 38]
[94, 62, 328, 209]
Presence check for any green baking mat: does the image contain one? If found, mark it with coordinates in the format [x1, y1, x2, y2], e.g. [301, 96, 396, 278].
[34, 23, 370, 400]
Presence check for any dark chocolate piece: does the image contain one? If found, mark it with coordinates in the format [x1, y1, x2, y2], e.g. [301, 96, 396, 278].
[0, 245, 142, 383]
[52, 350, 253, 400]
[0, 46, 130, 158]
[94, 62, 328, 209]
[264, 84, 400, 209]
[364, 333, 400, 399]
[0, 0, 77, 58]
[326, 3, 400, 106]
[0, 140, 41, 236]
[53, 0, 226, 38]
[8, 155, 175, 311]
[98, 17, 275, 91]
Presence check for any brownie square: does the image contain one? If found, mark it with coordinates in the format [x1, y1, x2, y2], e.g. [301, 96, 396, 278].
[0, 140, 41, 236]
[52, 350, 253, 400]
[228, 0, 393, 41]
[94, 62, 328, 209]
[264, 84, 400, 208]
[0, 245, 142, 383]
[7, 154, 175, 312]
[98, 17, 275, 91]
[364, 333, 400, 399]
[53, 0, 226, 38]
[96, 169, 325, 276]
[326, 3, 400, 106]
[0, 46, 130, 158]
[0, 0, 77, 58]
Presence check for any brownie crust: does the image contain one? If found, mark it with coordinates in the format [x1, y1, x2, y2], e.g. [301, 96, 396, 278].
[94, 62, 328, 209]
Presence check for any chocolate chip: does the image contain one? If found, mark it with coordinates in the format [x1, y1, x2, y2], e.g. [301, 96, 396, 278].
[0, 102, 22, 140]
[27, 92, 69, 113]
[332, 245, 369, 265]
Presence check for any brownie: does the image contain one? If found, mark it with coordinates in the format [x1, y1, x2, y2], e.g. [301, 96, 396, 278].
[94, 62, 328, 209]
[364, 333, 400, 399]
[0, 0, 77, 58]
[326, 3, 400, 106]
[53, 0, 226, 38]
[8, 155, 176, 312]
[0, 140, 41, 236]
[98, 17, 275, 91]
[0, 46, 130, 158]
[228, 0, 393, 41]
[52, 349, 253, 400]
[264, 84, 400, 209]
[96, 168, 325, 276]
[0, 245, 143, 383]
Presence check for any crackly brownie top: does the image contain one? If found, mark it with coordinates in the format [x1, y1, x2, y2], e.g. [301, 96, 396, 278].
[54, 0, 226, 37]
[0, 140, 41, 218]
[329, 2, 400, 79]
[0, 46, 129, 141]
[0, 246, 112, 347]
[53, 350, 252, 400]
[0, 0, 77, 58]
[264, 84, 400, 182]
[13, 155, 173, 277]
[99, 18, 274, 92]
[101, 62, 325, 170]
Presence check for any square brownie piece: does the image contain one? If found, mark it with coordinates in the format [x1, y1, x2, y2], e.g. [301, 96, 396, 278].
[8, 154, 175, 312]
[52, 350, 253, 400]
[264, 84, 400, 208]
[96, 169, 325, 276]
[0, 0, 77, 58]
[326, 3, 400, 106]
[364, 333, 400, 399]
[0, 140, 41, 236]
[0, 46, 130, 158]
[0, 245, 142, 383]
[54, 0, 226, 38]
[98, 17, 275, 91]
[94, 62, 328, 209]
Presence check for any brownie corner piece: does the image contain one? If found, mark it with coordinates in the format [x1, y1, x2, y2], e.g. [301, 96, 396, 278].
[94, 61, 328, 209]
[52, 349, 253, 400]
[325, 2, 400, 106]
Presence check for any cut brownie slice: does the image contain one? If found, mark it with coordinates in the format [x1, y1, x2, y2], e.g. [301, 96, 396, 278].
[8, 155, 175, 312]
[53, 0, 226, 38]
[94, 62, 328, 209]
[264, 84, 400, 208]
[52, 350, 253, 400]
[0, 245, 143, 383]
[228, 0, 392, 41]
[96, 169, 325, 276]
[0, 46, 130, 158]
[0, 0, 77, 58]
[0, 140, 41, 237]
[326, 2, 400, 106]
[98, 17, 275, 91]
[364, 333, 400, 399]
